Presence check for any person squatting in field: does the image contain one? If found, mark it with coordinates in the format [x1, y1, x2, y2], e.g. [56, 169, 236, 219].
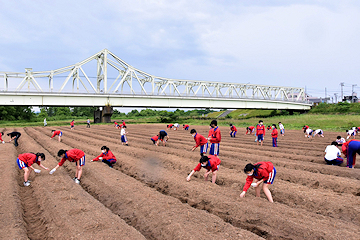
[336, 136, 346, 146]
[156, 130, 169, 146]
[245, 126, 255, 135]
[229, 124, 237, 138]
[167, 124, 174, 129]
[91, 146, 117, 168]
[324, 142, 343, 166]
[7, 131, 21, 147]
[50, 130, 63, 142]
[305, 128, 313, 138]
[346, 128, 357, 139]
[190, 129, 208, 156]
[208, 120, 221, 156]
[240, 162, 276, 203]
[0, 132, 4, 144]
[342, 139, 360, 169]
[50, 149, 85, 184]
[271, 124, 278, 147]
[256, 120, 266, 146]
[313, 129, 325, 137]
[120, 125, 129, 146]
[17, 152, 49, 186]
[70, 120, 75, 130]
[183, 124, 190, 130]
[186, 155, 221, 184]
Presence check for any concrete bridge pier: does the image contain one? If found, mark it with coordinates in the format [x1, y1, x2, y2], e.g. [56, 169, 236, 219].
[102, 106, 113, 123]
[93, 106, 113, 123]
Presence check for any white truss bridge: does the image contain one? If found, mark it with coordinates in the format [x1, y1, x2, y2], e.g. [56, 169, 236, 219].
[0, 49, 311, 110]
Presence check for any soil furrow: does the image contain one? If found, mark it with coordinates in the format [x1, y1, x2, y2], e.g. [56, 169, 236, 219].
[26, 127, 262, 240]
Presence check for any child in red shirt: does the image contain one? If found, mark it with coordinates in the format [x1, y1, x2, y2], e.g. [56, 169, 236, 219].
[271, 124, 278, 147]
[245, 126, 255, 135]
[91, 146, 117, 168]
[70, 120, 75, 130]
[240, 162, 276, 202]
[50, 149, 85, 184]
[229, 124, 237, 138]
[256, 120, 266, 146]
[186, 155, 221, 184]
[208, 120, 221, 156]
[50, 130, 63, 142]
[17, 152, 49, 186]
[190, 129, 208, 156]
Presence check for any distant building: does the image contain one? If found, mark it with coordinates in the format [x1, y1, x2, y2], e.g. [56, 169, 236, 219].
[288, 92, 329, 105]
[343, 94, 358, 103]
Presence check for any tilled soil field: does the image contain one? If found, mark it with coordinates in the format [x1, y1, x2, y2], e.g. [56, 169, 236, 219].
[1, 124, 360, 239]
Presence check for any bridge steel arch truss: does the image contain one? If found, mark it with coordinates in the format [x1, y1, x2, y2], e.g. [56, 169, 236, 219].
[0, 49, 310, 109]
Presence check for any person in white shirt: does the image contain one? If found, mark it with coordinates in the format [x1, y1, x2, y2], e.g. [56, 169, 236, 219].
[346, 129, 356, 139]
[336, 136, 346, 146]
[313, 129, 324, 137]
[305, 128, 313, 138]
[44, 118, 47, 127]
[278, 122, 285, 136]
[324, 142, 343, 166]
[173, 123, 180, 131]
[120, 126, 128, 146]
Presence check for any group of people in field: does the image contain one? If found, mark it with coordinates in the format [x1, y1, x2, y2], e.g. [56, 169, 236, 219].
[245, 121, 285, 147]
[5, 117, 360, 204]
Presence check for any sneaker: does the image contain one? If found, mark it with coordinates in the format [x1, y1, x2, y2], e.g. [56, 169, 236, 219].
[23, 181, 30, 187]
[74, 179, 80, 184]
[72, 177, 77, 181]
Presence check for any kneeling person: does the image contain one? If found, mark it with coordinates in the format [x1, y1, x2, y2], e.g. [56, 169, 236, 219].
[186, 155, 221, 184]
[91, 146, 116, 168]
[324, 142, 343, 166]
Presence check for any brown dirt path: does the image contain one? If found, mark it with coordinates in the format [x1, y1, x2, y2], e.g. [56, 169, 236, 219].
[25, 127, 263, 240]
[0, 128, 28, 240]
[38, 126, 360, 239]
[16, 128, 146, 240]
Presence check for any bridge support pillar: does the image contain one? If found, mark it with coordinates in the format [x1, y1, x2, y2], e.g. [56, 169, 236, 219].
[102, 106, 113, 123]
[94, 108, 102, 123]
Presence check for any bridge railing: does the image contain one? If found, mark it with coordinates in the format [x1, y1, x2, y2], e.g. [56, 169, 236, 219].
[0, 49, 308, 103]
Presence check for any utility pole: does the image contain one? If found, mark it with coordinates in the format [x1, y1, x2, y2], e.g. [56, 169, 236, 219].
[340, 82, 344, 101]
[325, 87, 327, 103]
[352, 84, 357, 96]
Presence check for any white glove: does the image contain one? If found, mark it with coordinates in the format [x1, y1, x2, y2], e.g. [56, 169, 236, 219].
[251, 183, 257, 187]
[34, 169, 41, 173]
[2, 141, 4, 144]
[49, 168, 57, 174]
[99, 157, 103, 160]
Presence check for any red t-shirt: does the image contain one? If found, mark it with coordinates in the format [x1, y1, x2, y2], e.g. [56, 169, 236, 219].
[59, 149, 85, 166]
[271, 128, 278, 138]
[193, 133, 208, 148]
[92, 150, 116, 161]
[256, 125, 265, 135]
[18, 153, 40, 167]
[193, 155, 221, 172]
[231, 126, 237, 131]
[243, 162, 274, 192]
[208, 127, 221, 143]
[51, 130, 61, 138]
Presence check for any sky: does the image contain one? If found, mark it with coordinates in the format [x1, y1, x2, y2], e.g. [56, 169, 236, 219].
[1, 0, 360, 105]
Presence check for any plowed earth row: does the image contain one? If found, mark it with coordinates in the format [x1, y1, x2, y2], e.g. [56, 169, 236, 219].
[2, 124, 359, 239]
